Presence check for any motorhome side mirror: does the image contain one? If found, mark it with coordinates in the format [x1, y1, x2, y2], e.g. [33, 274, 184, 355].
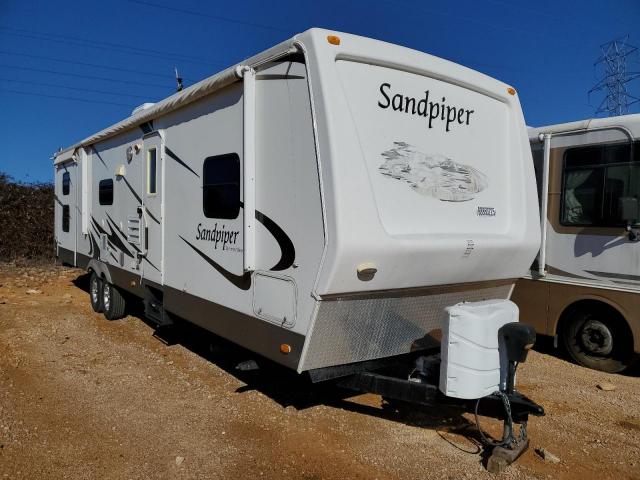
[618, 197, 639, 225]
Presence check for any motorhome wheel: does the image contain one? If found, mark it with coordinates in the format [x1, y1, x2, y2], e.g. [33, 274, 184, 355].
[102, 282, 127, 321]
[89, 272, 103, 313]
[563, 309, 634, 373]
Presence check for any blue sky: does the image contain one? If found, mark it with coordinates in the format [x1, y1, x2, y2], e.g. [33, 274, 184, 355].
[0, 0, 639, 182]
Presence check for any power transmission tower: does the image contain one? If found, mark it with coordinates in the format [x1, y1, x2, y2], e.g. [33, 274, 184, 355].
[589, 35, 640, 116]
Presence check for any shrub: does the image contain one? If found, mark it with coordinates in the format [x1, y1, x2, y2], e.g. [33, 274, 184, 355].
[0, 173, 55, 262]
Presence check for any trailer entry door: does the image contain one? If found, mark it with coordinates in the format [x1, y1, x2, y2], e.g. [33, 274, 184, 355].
[143, 132, 163, 284]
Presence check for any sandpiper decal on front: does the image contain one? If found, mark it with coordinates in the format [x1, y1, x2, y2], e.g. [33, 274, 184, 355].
[379, 142, 488, 202]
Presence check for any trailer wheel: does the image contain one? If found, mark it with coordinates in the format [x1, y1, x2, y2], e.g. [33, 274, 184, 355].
[102, 281, 126, 320]
[89, 271, 103, 313]
[562, 306, 635, 373]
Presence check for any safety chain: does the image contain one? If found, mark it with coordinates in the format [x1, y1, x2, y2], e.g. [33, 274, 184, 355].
[475, 391, 527, 449]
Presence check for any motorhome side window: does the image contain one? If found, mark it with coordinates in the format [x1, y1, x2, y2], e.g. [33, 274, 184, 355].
[202, 153, 240, 219]
[561, 142, 639, 226]
[62, 205, 70, 232]
[99, 179, 114, 205]
[62, 172, 70, 195]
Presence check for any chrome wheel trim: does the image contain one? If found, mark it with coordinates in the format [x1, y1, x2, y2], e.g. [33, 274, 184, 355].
[90, 277, 99, 305]
[103, 284, 111, 312]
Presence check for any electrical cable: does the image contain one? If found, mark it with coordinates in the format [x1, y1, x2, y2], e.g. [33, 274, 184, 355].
[0, 77, 151, 99]
[0, 27, 221, 67]
[128, 0, 291, 33]
[0, 50, 199, 83]
[0, 64, 173, 89]
[0, 88, 132, 107]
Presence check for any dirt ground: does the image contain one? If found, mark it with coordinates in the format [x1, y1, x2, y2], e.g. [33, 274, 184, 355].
[0, 263, 638, 480]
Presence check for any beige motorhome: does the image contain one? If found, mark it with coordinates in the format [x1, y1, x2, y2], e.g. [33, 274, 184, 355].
[512, 114, 640, 373]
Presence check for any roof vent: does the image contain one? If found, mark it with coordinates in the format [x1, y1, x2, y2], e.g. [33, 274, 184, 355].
[131, 103, 156, 116]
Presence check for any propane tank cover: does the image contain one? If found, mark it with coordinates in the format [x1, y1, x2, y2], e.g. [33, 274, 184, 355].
[439, 299, 519, 399]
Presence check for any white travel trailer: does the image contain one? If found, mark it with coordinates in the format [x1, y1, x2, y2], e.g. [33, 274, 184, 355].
[512, 114, 640, 373]
[54, 29, 543, 466]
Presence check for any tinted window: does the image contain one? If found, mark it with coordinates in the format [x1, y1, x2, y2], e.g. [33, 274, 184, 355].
[99, 179, 114, 205]
[62, 205, 70, 232]
[203, 153, 240, 219]
[561, 142, 639, 226]
[62, 172, 70, 196]
[147, 148, 157, 195]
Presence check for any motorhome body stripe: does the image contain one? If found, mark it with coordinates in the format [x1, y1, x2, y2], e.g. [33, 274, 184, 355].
[146, 207, 160, 224]
[179, 235, 251, 290]
[546, 265, 589, 280]
[585, 270, 640, 282]
[90, 146, 108, 168]
[144, 257, 161, 272]
[255, 209, 295, 271]
[88, 232, 100, 259]
[121, 177, 142, 204]
[165, 146, 200, 178]
[180, 206, 295, 289]
[106, 213, 141, 253]
[91, 217, 134, 259]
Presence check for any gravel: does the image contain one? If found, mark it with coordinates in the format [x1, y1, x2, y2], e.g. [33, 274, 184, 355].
[0, 263, 638, 480]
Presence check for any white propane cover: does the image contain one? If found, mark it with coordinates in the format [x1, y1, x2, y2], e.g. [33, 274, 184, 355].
[439, 299, 519, 400]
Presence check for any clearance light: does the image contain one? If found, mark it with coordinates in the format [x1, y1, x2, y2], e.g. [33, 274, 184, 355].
[280, 344, 292, 354]
[507, 87, 516, 96]
[327, 35, 341, 45]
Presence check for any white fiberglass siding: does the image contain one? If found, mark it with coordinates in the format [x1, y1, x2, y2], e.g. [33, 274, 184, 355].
[336, 60, 510, 237]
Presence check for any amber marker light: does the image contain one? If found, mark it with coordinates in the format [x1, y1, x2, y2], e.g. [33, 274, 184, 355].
[280, 344, 292, 354]
[327, 35, 341, 45]
[507, 87, 516, 96]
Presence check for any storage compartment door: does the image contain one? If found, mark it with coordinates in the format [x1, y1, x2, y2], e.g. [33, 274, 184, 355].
[253, 273, 296, 328]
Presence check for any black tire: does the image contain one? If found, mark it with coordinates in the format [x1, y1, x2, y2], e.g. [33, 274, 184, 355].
[102, 281, 126, 320]
[562, 307, 634, 373]
[89, 271, 103, 313]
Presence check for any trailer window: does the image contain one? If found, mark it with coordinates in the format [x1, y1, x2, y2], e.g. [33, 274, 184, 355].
[62, 205, 70, 232]
[147, 148, 157, 195]
[62, 172, 70, 196]
[203, 153, 240, 219]
[99, 179, 114, 205]
[561, 142, 638, 226]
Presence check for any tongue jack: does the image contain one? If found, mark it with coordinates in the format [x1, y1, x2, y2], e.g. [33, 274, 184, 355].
[480, 322, 537, 473]
[499, 322, 536, 394]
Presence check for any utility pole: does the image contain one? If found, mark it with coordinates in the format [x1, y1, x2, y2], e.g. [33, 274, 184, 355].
[589, 35, 640, 116]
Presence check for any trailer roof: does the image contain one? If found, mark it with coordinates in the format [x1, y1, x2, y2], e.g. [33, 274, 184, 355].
[54, 36, 298, 164]
[528, 113, 640, 141]
[55, 28, 516, 165]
